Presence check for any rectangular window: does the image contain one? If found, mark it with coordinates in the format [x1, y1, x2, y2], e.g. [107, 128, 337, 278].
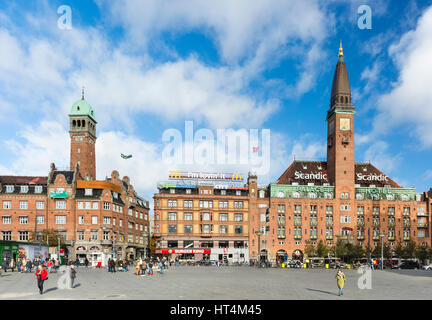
[35, 186, 43, 193]
[184, 225, 193, 234]
[234, 213, 243, 222]
[91, 231, 98, 241]
[19, 216, 28, 224]
[294, 205, 302, 213]
[92, 216, 98, 224]
[3, 201, 11, 209]
[235, 225, 243, 234]
[20, 201, 28, 209]
[93, 202, 99, 209]
[103, 217, 111, 225]
[201, 212, 211, 221]
[19, 231, 29, 241]
[140, 212, 143, 219]
[85, 189, 93, 196]
[278, 205, 285, 213]
[184, 213, 193, 221]
[168, 225, 177, 234]
[20, 185, 29, 193]
[260, 214, 266, 222]
[326, 205, 333, 214]
[56, 216, 66, 225]
[103, 231, 110, 240]
[113, 218, 116, 226]
[340, 216, 351, 224]
[186, 189, 191, 194]
[234, 201, 243, 209]
[168, 200, 178, 208]
[184, 200, 193, 208]
[199, 200, 213, 208]
[78, 202, 84, 209]
[219, 201, 228, 208]
[128, 209, 133, 216]
[219, 225, 227, 234]
[36, 215, 44, 225]
[85, 202, 91, 209]
[168, 212, 177, 221]
[103, 202, 110, 210]
[219, 213, 228, 222]
[2, 231, 12, 240]
[77, 231, 85, 240]
[6, 185, 14, 193]
[78, 216, 84, 224]
[56, 201, 66, 209]
[119, 219, 123, 227]
[2, 216, 11, 224]
[36, 201, 44, 210]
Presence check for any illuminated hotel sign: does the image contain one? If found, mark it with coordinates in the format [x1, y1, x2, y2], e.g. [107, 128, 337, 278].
[294, 171, 327, 180]
[356, 173, 388, 182]
[169, 171, 243, 181]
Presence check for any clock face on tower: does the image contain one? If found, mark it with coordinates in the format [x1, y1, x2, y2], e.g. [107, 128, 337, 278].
[339, 118, 350, 131]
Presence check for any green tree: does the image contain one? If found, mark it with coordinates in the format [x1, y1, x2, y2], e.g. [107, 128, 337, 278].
[30, 229, 67, 247]
[402, 240, 416, 259]
[371, 245, 381, 258]
[316, 240, 330, 257]
[394, 242, 404, 259]
[383, 243, 392, 259]
[415, 245, 429, 264]
[304, 240, 316, 257]
[335, 240, 348, 262]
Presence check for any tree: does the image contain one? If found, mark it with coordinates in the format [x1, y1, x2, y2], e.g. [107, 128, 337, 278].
[304, 240, 316, 257]
[335, 240, 348, 262]
[394, 242, 404, 259]
[30, 229, 67, 247]
[371, 245, 381, 258]
[415, 245, 430, 264]
[383, 243, 392, 259]
[316, 240, 330, 257]
[402, 240, 416, 259]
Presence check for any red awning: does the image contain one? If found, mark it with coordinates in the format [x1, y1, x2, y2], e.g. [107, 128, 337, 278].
[155, 249, 210, 254]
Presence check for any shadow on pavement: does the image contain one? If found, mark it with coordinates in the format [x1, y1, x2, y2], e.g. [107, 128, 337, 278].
[306, 288, 339, 296]
[73, 284, 81, 288]
[44, 287, 58, 294]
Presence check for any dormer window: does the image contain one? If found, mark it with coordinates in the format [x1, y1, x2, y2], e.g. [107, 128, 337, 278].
[363, 167, 367, 172]
[6, 185, 14, 193]
[302, 164, 307, 170]
[85, 189, 93, 196]
[35, 186, 42, 193]
[20, 186, 29, 193]
[113, 192, 118, 199]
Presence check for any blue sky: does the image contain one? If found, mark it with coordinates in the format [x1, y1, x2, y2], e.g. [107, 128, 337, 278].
[0, 0, 432, 203]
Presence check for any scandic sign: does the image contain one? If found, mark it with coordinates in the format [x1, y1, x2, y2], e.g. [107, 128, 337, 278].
[155, 249, 211, 254]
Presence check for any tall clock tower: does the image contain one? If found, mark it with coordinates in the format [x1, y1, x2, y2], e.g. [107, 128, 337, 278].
[326, 43, 355, 198]
[69, 89, 97, 180]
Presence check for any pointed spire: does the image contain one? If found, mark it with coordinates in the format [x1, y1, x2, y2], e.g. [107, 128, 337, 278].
[81, 86, 85, 100]
[339, 40, 343, 57]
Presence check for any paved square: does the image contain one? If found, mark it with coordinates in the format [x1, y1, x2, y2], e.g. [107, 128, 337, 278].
[0, 266, 431, 300]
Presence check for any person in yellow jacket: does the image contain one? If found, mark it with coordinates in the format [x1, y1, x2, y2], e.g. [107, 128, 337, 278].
[336, 269, 346, 296]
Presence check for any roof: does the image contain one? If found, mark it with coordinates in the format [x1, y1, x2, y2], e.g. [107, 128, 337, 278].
[49, 171, 74, 184]
[330, 56, 351, 100]
[0, 176, 47, 185]
[275, 161, 401, 188]
[69, 98, 96, 122]
[75, 188, 103, 199]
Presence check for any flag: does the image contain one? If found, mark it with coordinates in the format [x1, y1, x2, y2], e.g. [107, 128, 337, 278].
[252, 146, 259, 153]
[121, 153, 132, 159]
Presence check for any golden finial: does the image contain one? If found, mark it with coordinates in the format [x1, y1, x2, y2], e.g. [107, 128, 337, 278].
[339, 41, 343, 57]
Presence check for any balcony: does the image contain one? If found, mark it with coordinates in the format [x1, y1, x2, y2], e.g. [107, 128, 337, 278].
[326, 236, 333, 240]
[326, 221, 333, 227]
[310, 221, 317, 227]
[357, 235, 365, 240]
[388, 236, 395, 241]
[310, 235, 317, 240]
[403, 236, 411, 241]
[294, 221, 302, 226]
[278, 234, 286, 239]
[388, 222, 396, 227]
[294, 235, 302, 240]
[417, 222, 428, 228]
[404, 222, 411, 227]
[357, 221, 365, 227]
[372, 221, 380, 227]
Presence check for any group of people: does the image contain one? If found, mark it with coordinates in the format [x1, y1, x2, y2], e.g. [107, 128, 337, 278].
[107, 258, 130, 272]
[34, 262, 77, 295]
[134, 257, 167, 276]
[2, 256, 60, 274]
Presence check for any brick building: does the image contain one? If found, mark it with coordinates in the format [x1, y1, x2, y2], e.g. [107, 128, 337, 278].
[0, 93, 150, 265]
[153, 174, 249, 263]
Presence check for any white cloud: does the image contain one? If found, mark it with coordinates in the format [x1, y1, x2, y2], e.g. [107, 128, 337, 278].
[370, 6, 432, 147]
[362, 140, 401, 174]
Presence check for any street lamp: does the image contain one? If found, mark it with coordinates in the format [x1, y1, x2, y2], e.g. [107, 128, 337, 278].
[255, 231, 263, 267]
[380, 233, 386, 270]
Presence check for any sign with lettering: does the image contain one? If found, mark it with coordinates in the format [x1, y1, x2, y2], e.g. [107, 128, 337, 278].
[155, 249, 211, 254]
[356, 173, 388, 182]
[169, 171, 243, 181]
[294, 171, 327, 180]
[49, 190, 69, 198]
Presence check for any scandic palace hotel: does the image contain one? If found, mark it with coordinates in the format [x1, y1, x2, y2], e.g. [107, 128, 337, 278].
[0, 45, 431, 265]
[153, 45, 432, 263]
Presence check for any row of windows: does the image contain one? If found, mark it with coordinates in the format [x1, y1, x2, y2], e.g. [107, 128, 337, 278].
[1, 231, 29, 241]
[166, 224, 244, 234]
[2, 201, 45, 210]
[165, 200, 244, 209]
[167, 189, 244, 196]
[2, 185, 43, 194]
[274, 205, 419, 215]
[163, 212, 245, 222]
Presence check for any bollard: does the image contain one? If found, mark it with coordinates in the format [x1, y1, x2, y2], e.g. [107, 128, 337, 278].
[347, 264, 351, 269]
[281, 263, 285, 268]
[325, 264, 329, 269]
[303, 263, 307, 269]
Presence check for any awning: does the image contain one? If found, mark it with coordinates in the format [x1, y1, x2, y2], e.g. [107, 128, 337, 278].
[155, 249, 210, 254]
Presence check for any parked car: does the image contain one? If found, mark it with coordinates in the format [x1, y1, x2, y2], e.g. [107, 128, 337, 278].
[398, 261, 420, 269]
[422, 264, 432, 270]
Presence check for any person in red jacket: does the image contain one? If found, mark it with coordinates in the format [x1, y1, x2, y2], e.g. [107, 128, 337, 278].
[35, 265, 48, 294]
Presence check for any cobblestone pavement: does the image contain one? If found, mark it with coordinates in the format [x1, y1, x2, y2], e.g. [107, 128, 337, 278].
[0, 266, 431, 300]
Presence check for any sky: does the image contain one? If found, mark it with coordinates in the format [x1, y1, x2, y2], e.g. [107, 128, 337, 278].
[0, 0, 432, 205]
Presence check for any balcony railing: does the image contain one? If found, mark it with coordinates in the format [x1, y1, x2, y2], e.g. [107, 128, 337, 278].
[357, 221, 365, 227]
[404, 222, 411, 227]
[372, 221, 380, 227]
[326, 236, 333, 240]
[326, 221, 333, 227]
[310, 221, 317, 226]
[417, 222, 428, 228]
[278, 234, 286, 239]
[357, 235, 365, 240]
[388, 222, 396, 227]
[294, 221, 302, 226]
[310, 235, 317, 240]
[294, 235, 302, 240]
[388, 236, 395, 241]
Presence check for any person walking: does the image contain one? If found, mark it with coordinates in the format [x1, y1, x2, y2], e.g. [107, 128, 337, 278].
[47, 259, 53, 273]
[84, 258, 89, 268]
[35, 264, 48, 295]
[9, 258, 16, 272]
[2, 257, 7, 273]
[336, 268, 346, 296]
[148, 260, 153, 276]
[135, 260, 141, 275]
[70, 265, 77, 289]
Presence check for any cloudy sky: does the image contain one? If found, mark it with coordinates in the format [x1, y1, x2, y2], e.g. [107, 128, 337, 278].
[0, 0, 432, 203]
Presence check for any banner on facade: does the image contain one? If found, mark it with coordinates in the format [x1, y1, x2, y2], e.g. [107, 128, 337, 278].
[155, 249, 211, 254]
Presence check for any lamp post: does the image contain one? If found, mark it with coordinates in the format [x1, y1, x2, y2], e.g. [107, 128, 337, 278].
[255, 231, 263, 267]
[380, 233, 385, 270]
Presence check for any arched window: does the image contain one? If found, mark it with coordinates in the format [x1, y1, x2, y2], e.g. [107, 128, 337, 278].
[77, 120, 81, 127]
[82, 120, 86, 127]
[72, 120, 76, 127]
[293, 192, 300, 199]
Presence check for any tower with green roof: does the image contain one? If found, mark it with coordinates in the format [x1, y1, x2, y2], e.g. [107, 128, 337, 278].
[69, 88, 97, 180]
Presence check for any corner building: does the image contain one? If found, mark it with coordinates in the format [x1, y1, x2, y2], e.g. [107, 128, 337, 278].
[248, 45, 430, 263]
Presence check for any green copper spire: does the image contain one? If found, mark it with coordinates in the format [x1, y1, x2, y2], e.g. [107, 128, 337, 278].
[69, 87, 97, 122]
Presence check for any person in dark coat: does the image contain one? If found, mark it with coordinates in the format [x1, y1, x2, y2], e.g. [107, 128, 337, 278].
[70, 265, 77, 289]
[35, 265, 48, 294]
[84, 258, 89, 267]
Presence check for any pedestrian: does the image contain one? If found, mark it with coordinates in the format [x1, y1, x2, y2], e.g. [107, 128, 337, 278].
[135, 260, 141, 275]
[70, 265, 77, 289]
[47, 259, 53, 273]
[2, 257, 8, 272]
[84, 258, 89, 268]
[141, 260, 147, 276]
[10, 258, 16, 272]
[55, 258, 60, 272]
[35, 264, 48, 295]
[148, 260, 153, 276]
[336, 268, 346, 296]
